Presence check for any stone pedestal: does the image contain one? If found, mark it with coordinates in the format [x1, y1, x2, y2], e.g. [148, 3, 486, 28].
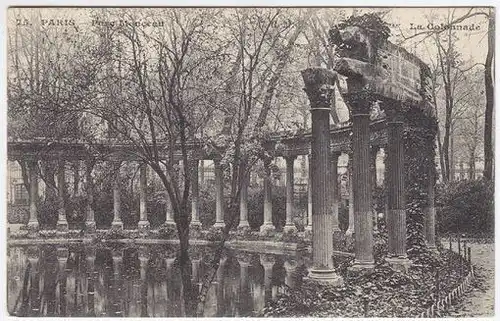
[386, 116, 410, 270]
[284, 156, 297, 233]
[27, 160, 39, 231]
[284, 259, 297, 288]
[349, 99, 374, 271]
[260, 159, 274, 234]
[138, 163, 150, 231]
[213, 159, 225, 228]
[302, 67, 343, 285]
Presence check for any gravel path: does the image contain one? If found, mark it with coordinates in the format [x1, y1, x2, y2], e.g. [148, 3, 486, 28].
[443, 241, 495, 317]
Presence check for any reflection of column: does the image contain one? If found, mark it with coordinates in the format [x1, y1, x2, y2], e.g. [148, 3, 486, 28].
[386, 116, 410, 270]
[284, 156, 297, 232]
[112, 162, 123, 230]
[305, 154, 313, 232]
[425, 166, 437, 251]
[112, 250, 123, 315]
[85, 160, 96, 233]
[57, 160, 69, 232]
[27, 246, 40, 315]
[283, 259, 297, 289]
[191, 160, 201, 226]
[191, 258, 201, 282]
[57, 247, 68, 316]
[259, 254, 274, 302]
[350, 98, 374, 271]
[138, 163, 150, 230]
[213, 159, 225, 228]
[236, 254, 251, 316]
[139, 248, 149, 317]
[302, 68, 343, 284]
[86, 248, 96, 317]
[239, 167, 250, 229]
[216, 256, 227, 316]
[27, 160, 39, 230]
[260, 159, 274, 233]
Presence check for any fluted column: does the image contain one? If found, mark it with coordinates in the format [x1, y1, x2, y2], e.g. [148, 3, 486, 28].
[330, 152, 342, 248]
[284, 156, 297, 233]
[27, 159, 39, 230]
[85, 160, 96, 233]
[56, 160, 69, 232]
[346, 160, 355, 237]
[112, 162, 123, 230]
[138, 163, 150, 231]
[305, 154, 313, 232]
[386, 114, 410, 270]
[260, 158, 274, 233]
[191, 159, 202, 227]
[213, 159, 225, 228]
[349, 98, 374, 271]
[302, 67, 343, 284]
[425, 166, 437, 251]
[239, 166, 250, 229]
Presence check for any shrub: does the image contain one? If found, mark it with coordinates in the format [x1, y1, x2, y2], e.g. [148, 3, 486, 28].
[436, 178, 494, 236]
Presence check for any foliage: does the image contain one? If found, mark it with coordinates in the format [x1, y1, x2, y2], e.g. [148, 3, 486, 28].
[436, 178, 494, 236]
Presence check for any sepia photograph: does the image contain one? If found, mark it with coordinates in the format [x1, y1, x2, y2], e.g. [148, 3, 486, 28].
[4, 6, 495, 318]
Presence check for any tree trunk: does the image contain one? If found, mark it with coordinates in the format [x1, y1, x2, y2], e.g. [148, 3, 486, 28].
[483, 10, 494, 181]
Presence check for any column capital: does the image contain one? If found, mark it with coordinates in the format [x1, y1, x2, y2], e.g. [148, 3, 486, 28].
[343, 92, 373, 116]
[259, 253, 276, 267]
[236, 252, 252, 265]
[301, 68, 338, 110]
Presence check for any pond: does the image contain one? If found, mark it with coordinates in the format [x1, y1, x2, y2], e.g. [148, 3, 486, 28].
[7, 243, 311, 317]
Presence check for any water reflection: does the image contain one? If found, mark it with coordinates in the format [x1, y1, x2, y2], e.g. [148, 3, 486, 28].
[7, 244, 305, 317]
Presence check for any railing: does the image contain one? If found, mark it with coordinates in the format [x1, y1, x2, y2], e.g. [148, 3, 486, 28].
[417, 238, 475, 318]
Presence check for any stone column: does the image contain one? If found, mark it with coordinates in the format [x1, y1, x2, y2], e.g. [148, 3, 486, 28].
[425, 166, 437, 251]
[165, 161, 176, 226]
[386, 114, 410, 270]
[191, 257, 201, 282]
[284, 156, 297, 233]
[191, 159, 201, 227]
[213, 159, 225, 228]
[239, 167, 250, 229]
[370, 146, 379, 231]
[57, 160, 69, 232]
[85, 160, 96, 233]
[330, 152, 342, 247]
[349, 98, 374, 271]
[112, 162, 123, 230]
[305, 154, 313, 232]
[346, 160, 355, 237]
[138, 163, 150, 231]
[260, 158, 274, 233]
[302, 67, 343, 284]
[27, 159, 39, 230]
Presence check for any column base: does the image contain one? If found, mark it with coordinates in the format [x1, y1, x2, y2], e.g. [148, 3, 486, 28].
[26, 220, 39, 231]
[307, 268, 344, 285]
[56, 220, 69, 232]
[111, 221, 123, 230]
[283, 224, 297, 233]
[138, 220, 150, 231]
[165, 220, 176, 226]
[85, 221, 97, 234]
[348, 259, 375, 273]
[259, 223, 275, 235]
[213, 221, 225, 229]
[386, 256, 411, 272]
[191, 220, 202, 226]
[239, 220, 250, 228]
